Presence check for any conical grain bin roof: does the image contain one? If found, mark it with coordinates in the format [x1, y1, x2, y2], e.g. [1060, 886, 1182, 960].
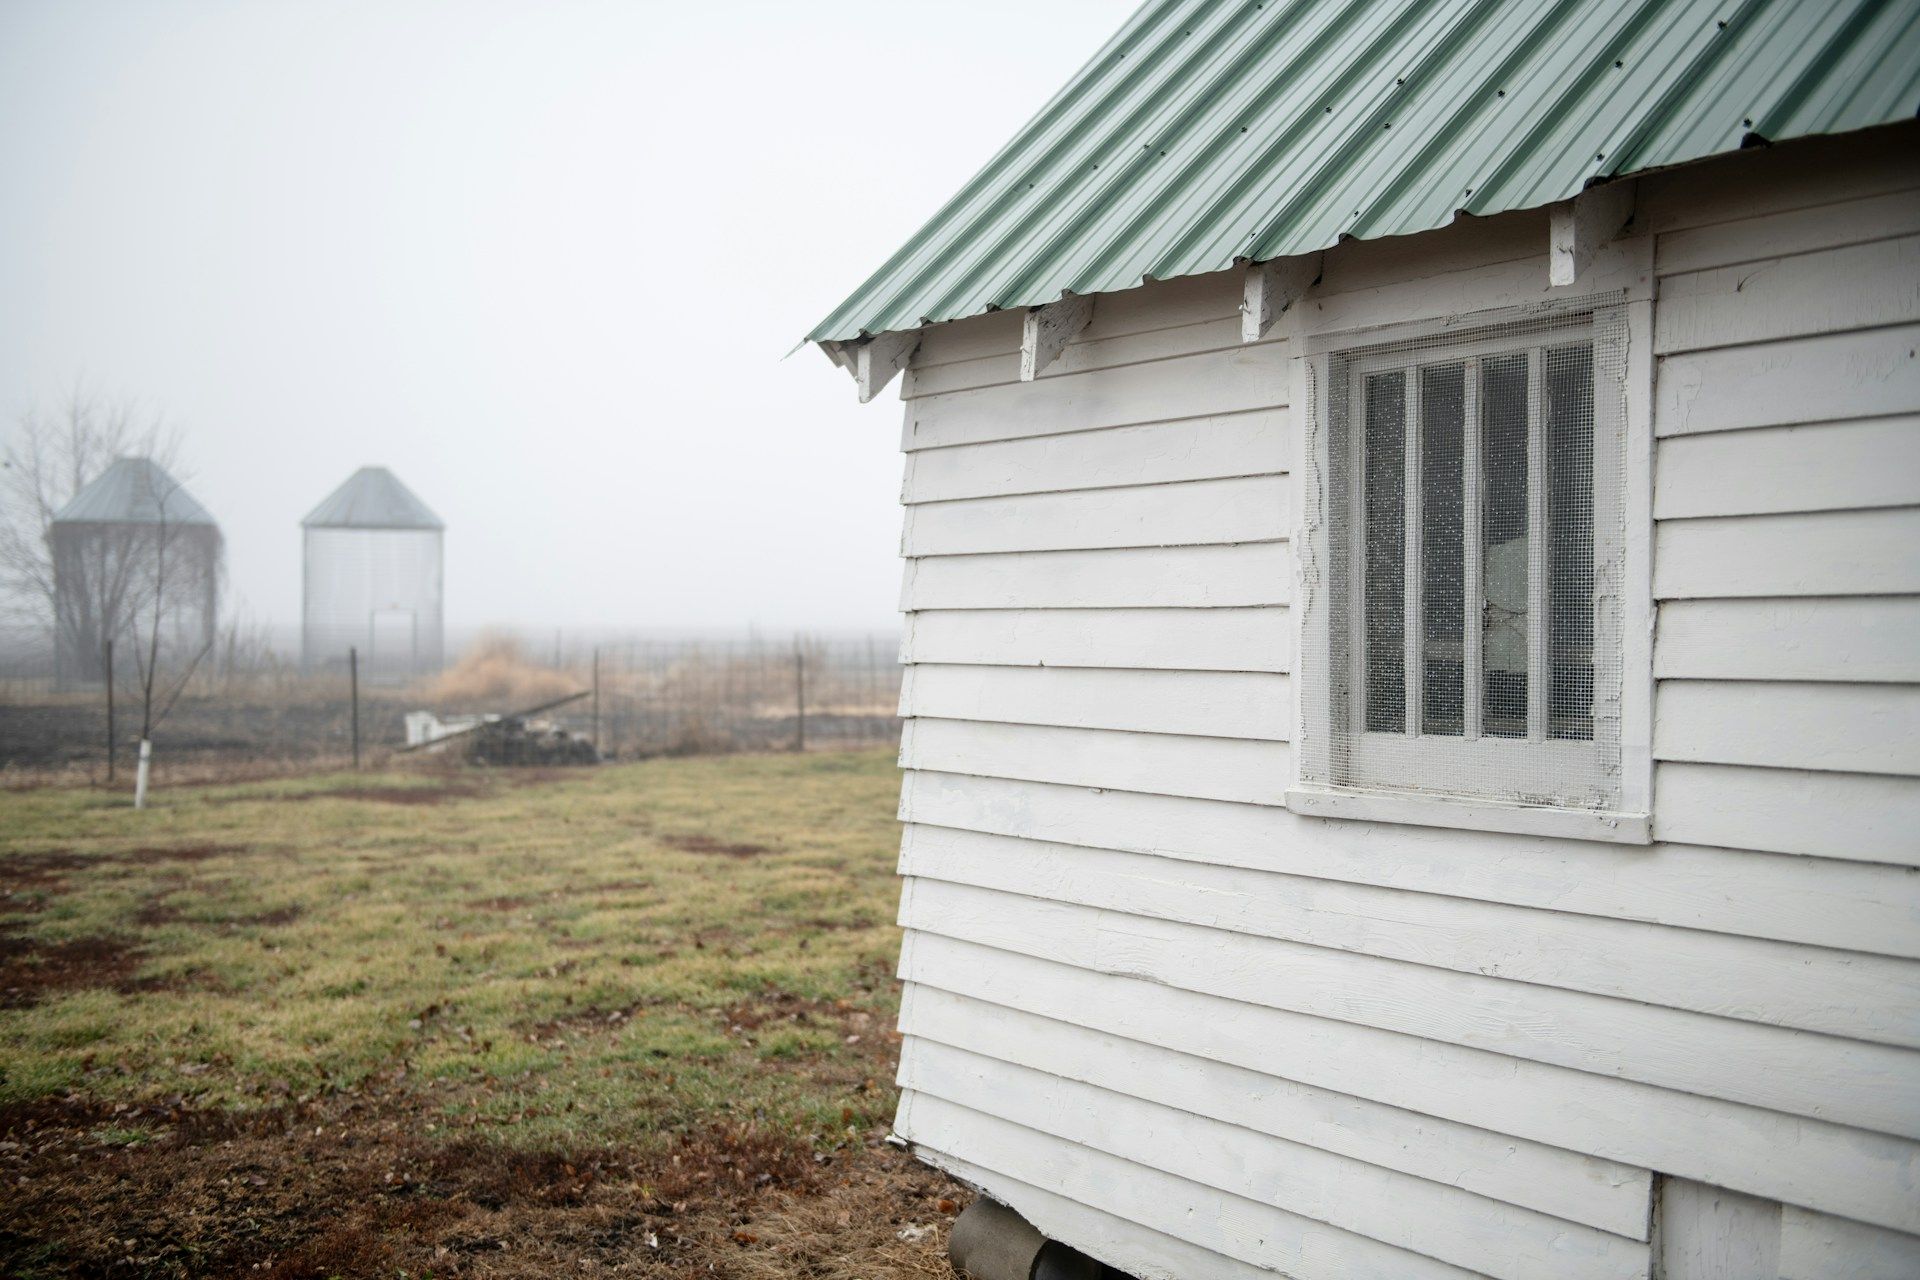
[302, 466, 442, 531]
[53, 457, 217, 527]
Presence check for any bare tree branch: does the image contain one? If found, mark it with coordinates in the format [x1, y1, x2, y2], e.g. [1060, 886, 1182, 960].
[1, 385, 180, 639]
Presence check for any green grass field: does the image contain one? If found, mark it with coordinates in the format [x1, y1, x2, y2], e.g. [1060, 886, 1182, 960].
[0, 751, 960, 1278]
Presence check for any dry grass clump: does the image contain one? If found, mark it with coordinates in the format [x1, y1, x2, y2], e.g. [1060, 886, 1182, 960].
[427, 633, 580, 708]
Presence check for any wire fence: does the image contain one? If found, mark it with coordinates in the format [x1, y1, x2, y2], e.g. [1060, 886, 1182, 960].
[593, 636, 899, 757]
[0, 628, 902, 781]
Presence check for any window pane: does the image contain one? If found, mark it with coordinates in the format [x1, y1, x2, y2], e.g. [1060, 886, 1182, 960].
[1547, 344, 1595, 741]
[1480, 353, 1529, 738]
[1364, 371, 1405, 733]
[1419, 363, 1465, 736]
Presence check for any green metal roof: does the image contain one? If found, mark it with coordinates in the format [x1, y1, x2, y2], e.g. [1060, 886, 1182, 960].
[809, 0, 1920, 344]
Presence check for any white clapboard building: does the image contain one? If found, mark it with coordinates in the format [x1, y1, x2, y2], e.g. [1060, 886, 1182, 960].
[807, 3, 1920, 1278]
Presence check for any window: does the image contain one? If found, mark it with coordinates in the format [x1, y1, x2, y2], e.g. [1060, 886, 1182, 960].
[1295, 306, 1640, 833]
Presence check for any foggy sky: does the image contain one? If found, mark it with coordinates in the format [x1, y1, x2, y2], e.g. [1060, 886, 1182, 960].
[0, 0, 1133, 633]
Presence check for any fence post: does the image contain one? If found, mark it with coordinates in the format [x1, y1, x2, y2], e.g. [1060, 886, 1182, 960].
[104, 639, 115, 784]
[591, 646, 601, 757]
[350, 645, 361, 770]
[794, 644, 806, 753]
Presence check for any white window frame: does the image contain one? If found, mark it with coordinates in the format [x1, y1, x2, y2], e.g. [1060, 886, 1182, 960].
[1286, 291, 1654, 846]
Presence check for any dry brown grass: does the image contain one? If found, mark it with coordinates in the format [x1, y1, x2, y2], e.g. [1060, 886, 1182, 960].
[426, 633, 581, 708]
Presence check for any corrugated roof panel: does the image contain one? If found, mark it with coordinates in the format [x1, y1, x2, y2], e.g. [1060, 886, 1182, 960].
[302, 467, 443, 531]
[809, 0, 1920, 344]
[52, 457, 217, 528]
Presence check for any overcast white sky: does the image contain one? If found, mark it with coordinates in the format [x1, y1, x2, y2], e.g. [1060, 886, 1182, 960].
[0, 0, 1134, 634]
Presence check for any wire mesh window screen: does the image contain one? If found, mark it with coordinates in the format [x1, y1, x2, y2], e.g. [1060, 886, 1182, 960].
[1302, 303, 1627, 811]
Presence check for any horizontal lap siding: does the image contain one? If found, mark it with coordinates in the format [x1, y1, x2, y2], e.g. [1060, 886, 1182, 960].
[1653, 234, 1920, 356]
[1778, 1205, 1920, 1280]
[899, 664, 1292, 740]
[1654, 762, 1920, 867]
[899, 879, 1920, 1139]
[1653, 681, 1920, 776]
[900, 606, 1292, 672]
[900, 934, 1920, 1239]
[898, 770, 1920, 958]
[902, 344, 1288, 450]
[898, 824, 1920, 1048]
[899, 718, 1291, 806]
[888, 138, 1920, 1279]
[902, 410, 1290, 501]
[901, 474, 1289, 556]
[1637, 169, 1920, 1268]
[1635, 157, 1920, 1259]
[1653, 323, 1920, 436]
[898, 985, 1653, 1238]
[1655, 597, 1920, 683]
[1653, 507, 1920, 598]
[900, 542, 1291, 609]
[1647, 157, 1920, 928]
[1652, 417, 1920, 518]
[901, 1100, 1488, 1280]
[908, 1149, 1300, 1280]
[901, 1038, 1650, 1280]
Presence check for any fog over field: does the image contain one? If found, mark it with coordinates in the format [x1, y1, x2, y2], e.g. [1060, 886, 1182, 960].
[0, 0, 1132, 633]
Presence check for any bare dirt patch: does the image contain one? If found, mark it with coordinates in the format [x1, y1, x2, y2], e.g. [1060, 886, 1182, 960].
[292, 783, 490, 807]
[2, 845, 239, 894]
[662, 834, 772, 858]
[0, 929, 144, 1008]
[0, 1091, 963, 1279]
[120, 842, 245, 865]
[1, 852, 92, 904]
[720, 992, 858, 1035]
[470, 894, 538, 912]
[131, 895, 183, 927]
[470, 880, 652, 914]
[136, 898, 302, 930]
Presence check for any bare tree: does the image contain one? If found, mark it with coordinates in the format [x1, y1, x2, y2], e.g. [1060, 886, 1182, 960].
[119, 463, 221, 807]
[1, 389, 218, 803]
[0, 386, 178, 670]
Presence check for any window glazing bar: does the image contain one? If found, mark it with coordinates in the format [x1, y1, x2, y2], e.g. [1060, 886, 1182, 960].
[1526, 346, 1549, 744]
[1403, 365, 1422, 738]
[1348, 365, 1369, 742]
[1462, 358, 1482, 742]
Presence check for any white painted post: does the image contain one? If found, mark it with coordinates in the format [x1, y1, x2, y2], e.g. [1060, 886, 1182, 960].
[134, 738, 152, 810]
